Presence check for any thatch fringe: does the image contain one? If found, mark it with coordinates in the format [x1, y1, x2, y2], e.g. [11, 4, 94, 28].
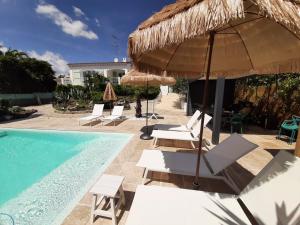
[254, 0, 300, 31]
[129, 0, 300, 57]
[129, 0, 244, 56]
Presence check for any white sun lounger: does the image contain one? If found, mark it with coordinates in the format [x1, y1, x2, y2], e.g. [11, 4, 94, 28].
[137, 133, 258, 192]
[102, 105, 124, 126]
[127, 151, 300, 225]
[151, 114, 212, 148]
[154, 110, 201, 132]
[79, 104, 104, 126]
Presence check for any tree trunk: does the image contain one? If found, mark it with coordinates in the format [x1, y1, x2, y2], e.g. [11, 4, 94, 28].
[295, 124, 300, 157]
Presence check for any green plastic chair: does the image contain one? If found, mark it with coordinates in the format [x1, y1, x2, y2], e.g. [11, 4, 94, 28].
[230, 113, 244, 134]
[277, 115, 300, 144]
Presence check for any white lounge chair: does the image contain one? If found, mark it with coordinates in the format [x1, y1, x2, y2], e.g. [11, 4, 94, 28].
[137, 133, 258, 192]
[154, 110, 201, 132]
[79, 104, 104, 126]
[127, 151, 300, 225]
[102, 105, 124, 126]
[151, 114, 212, 148]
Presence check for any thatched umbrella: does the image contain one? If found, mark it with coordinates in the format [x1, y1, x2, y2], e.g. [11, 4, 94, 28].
[160, 71, 177, 86]
[128, 0, 300, 187]
[103, 82, 117, 113]
[121, 69, 176, 139]
[121, 70, 162, 86]
[121, 70, 176, 86]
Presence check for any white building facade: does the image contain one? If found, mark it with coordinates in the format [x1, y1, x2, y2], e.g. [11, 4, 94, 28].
[68, 59, 131, 86]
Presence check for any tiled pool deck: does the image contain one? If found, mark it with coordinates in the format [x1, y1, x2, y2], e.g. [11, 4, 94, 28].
[0, 99, 295, 225]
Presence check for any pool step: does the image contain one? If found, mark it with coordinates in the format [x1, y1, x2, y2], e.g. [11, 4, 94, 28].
[0, 131, 7, 138]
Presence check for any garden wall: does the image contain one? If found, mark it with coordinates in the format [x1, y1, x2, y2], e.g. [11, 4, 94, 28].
[0, 93, 53, 106]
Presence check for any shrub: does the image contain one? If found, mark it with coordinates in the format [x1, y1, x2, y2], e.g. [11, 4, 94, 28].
[0, 99, 10, 110]
[173, 78, 189, 95]
[91, 92, 103, 103]
[53, 85, 91, 111]
[114, 85, 135, 96]
[9, 106, 24, 113]
[53, 77, 161, 112]
[69, 85, 89, 100]
[0, 99, 9, 116]
[83, 71, 108, 92]
[147, 86, 160, 100]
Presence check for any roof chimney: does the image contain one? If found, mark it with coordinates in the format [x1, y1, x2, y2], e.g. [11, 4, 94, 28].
[114, 58, 119, 62]
[122, 57, 127, 62]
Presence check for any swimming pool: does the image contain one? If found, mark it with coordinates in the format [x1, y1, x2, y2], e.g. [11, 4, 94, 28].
[0, 129, 132, 225]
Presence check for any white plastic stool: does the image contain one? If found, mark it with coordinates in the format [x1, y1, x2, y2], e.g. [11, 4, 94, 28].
[90, 174, 125, 224]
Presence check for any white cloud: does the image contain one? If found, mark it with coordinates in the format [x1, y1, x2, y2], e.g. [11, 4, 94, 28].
[73, 6, 89, 20]
[0, 42, 8, 53]
[28, 50, 69, 75]
[73, 6, 84, 17]
[95, 18, 101, 27]
[36, 3, 98, 40]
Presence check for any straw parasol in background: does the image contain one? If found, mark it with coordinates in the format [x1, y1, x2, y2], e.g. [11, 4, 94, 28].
[121, 70, 162, 86]
[128, 0, 300, 186]
[103, 82, 117, 113]
[121, 70, 176, 86]
[121, 69, 176, 139]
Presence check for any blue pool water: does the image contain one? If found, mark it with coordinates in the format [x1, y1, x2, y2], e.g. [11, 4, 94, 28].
[0, 129, 132, 225]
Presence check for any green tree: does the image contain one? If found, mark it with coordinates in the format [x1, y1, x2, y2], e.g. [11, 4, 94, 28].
[0, 48, 56, 93]
[83, 71, 108, 92]
[173, 78, 189, 95]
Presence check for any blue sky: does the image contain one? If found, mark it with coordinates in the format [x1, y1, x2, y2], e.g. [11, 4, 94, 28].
[0, 0, 173, 74]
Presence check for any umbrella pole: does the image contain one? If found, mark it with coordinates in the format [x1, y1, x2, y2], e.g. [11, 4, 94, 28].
[193, 31, 215, 188]
[141, 80, 153, 140]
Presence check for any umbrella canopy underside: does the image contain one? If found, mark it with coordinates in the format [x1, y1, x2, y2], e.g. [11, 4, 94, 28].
[129, 0, 300, 78]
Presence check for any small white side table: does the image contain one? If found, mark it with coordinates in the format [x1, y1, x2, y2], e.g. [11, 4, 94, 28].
[90, 174, 125, 225]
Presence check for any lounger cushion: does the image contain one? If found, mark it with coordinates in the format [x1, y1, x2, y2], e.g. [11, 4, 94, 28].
[91, 104, 104, 116]
[153, 110, 201, 131]
[240, 151, 300, 225]
[191, 114, 212, 138]
[111, 106, 124, 116]
[205, 133, 258, 175]
[186, 110, 201, 129]
[154, 124, 189, 132]
[130, 152, 300, 225]
[151, 130, 196, 141]
[138, 134, 258, 177]
[79, 104, 104, 122]
[125, 185, 251, 225]
[136, 150, 212, 176]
